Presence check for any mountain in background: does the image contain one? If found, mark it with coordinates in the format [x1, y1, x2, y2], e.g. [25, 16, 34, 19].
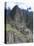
[6, 5, 33, 31]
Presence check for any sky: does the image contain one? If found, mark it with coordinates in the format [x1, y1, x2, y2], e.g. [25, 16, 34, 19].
[5, 0, 34, 11]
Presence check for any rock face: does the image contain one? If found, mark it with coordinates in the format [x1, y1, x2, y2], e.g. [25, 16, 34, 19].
[6, 5, 33, 43]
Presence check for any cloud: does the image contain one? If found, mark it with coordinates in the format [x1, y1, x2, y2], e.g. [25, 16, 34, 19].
[5, 0, 34, 11]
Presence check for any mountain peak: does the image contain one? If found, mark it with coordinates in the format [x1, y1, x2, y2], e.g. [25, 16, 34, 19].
[14, 5, 18, 9]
